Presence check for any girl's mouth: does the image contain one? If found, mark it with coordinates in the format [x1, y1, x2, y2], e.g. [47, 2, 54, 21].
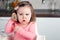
[23, 20, 25, 22]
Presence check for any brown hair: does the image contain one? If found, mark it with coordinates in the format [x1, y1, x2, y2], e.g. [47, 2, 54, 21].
[12, 1, 36, 22]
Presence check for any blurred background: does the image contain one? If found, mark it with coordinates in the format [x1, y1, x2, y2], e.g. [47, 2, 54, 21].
[0, 0, 60, 40]
[0, 0, 60, 17]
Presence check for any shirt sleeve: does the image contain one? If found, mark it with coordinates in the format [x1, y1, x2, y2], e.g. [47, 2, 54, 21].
[5, 19, 15, 34]
[16, 22, 36, 40]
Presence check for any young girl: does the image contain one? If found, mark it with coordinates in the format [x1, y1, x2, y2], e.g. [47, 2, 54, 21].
[5, 1, 36, 40]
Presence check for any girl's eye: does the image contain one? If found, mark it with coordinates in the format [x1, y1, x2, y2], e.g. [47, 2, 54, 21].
[20, 14, 23, 15]
[26, 14, 29, 16]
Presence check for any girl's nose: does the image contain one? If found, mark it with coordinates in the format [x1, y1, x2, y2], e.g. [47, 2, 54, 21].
[23, 15, 26, 19]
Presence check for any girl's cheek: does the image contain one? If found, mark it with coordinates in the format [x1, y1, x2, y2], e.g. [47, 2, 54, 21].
[27, 17, 31, 21]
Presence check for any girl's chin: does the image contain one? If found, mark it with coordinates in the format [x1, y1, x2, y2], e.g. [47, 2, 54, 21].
[21, 22, 28, 25]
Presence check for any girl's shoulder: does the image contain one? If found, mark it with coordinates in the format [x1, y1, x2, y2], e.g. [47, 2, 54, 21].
[30, 21, 35, 24]
[29, 22, 36, 26]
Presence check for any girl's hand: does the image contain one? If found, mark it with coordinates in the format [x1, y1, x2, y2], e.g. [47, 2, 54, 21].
[11, 13, 17, 22]
[14, 26, 19, 32]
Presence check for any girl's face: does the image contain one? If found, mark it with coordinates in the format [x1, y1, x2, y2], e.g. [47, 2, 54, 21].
[17, 6, 31, 25]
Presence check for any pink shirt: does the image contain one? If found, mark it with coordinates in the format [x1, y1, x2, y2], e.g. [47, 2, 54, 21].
[5, 19, 36, 40]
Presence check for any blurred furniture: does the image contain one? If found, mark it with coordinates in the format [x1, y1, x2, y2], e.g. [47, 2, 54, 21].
[35, 23, 45, 40]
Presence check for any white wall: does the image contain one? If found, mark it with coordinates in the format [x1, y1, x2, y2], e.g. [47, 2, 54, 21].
[36, 17, 60, 40]
[20, 0, 60, 9]
[0, 17, 60, 40]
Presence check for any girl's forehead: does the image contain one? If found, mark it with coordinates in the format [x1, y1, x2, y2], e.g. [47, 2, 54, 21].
[17, 6, 31, 13]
